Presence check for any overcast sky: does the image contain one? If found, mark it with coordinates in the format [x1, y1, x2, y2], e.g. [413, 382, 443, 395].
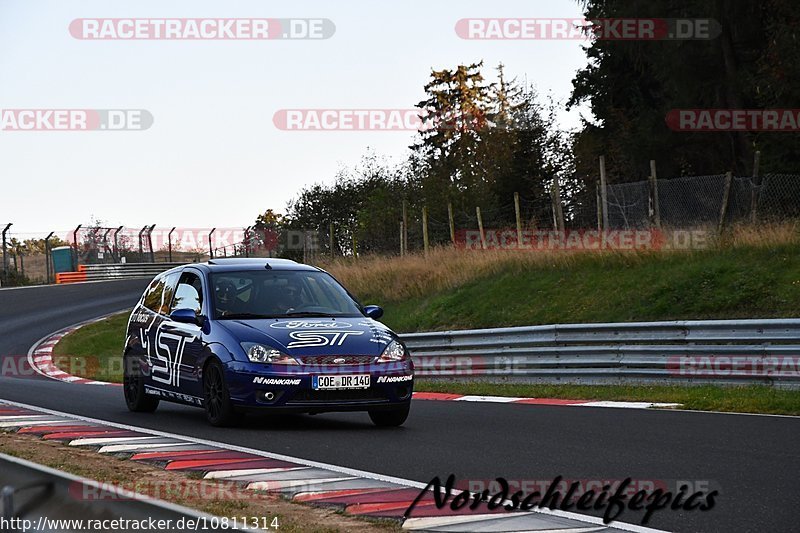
[0, 0, 590, 239]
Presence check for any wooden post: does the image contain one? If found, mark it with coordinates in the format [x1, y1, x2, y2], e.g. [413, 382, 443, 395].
[404, 202, 409, 253]
[596, 183, 602, 231]
[329, 222, 335, 259]
[599, 156, 609, 231]
[649, 160, 661, 229]
[447, 202, 455, 246]
[551, 178, 565, 233]
[514, 192, 523, 246]
[400, 221, 405, 256]
[352, 231, 358, 258]
[422, 207, 430, 254]
[476, 206, 486, 250]
[718, 171, 733, 235]
[749, 150, 761, 224]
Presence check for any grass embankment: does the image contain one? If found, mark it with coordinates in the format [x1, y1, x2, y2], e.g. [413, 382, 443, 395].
[325, 224, 800, 332]
[52, 312, 129, 383]
[52, 224, 800, 414]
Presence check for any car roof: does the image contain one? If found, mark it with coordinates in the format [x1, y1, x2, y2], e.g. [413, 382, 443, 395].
[184, 257, 320, 274]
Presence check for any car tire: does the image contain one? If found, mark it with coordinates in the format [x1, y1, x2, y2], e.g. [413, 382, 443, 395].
[369, 403, 410, 427]
[203, 359, 240, 427]
[123, 353, 159, 413]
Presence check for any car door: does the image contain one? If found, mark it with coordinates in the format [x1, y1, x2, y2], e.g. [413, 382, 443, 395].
[146, 270, 183, 395]
[157, 269, 206, 402]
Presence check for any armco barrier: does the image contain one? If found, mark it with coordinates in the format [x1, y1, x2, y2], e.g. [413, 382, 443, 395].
[401, 319, 800, 387]
[56, 263, 187, 284]
[0, 453, 252, 531]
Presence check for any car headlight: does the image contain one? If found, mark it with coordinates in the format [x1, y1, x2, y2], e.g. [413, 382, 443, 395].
[241, 343, 299, 365]
[377, 340, 408, 363]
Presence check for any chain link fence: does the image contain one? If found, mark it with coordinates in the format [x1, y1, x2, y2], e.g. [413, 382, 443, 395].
[3, 172, 798, 286]
[607, 173, 800, 229]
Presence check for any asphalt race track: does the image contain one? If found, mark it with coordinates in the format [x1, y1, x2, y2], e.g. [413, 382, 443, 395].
[1, 281, 798, 532]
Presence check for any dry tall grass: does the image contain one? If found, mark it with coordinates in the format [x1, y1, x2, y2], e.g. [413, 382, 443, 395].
[322, 223, 799, 302]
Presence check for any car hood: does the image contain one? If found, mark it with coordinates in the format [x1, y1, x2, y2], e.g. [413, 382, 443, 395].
[216, 317, 398, 357]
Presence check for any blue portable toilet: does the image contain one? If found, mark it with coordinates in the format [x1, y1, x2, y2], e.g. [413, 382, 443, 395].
[51, 246, 74, 273]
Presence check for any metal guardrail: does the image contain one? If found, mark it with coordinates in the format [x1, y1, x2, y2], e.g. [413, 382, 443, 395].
[401, 319, 800, 387]
[0, 453, 255, 532]
[56, 263, 186, 284]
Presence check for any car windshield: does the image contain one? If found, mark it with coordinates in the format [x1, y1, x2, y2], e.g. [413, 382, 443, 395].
[210, 270, 362, 319]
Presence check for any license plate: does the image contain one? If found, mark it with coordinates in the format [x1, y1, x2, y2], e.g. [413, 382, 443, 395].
[312, 374, 370, 390]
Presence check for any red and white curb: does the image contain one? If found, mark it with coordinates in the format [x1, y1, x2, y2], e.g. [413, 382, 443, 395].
[29, 320, 682, 410]
[413, 392, 681, 410]
[0, 399, 664, 533]
[28, 318, 120, 386]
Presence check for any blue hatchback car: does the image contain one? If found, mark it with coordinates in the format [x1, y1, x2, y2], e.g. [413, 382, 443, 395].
[123, 258, 414, 427]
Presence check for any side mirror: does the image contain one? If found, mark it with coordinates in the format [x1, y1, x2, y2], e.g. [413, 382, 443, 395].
[170, 308, 203, 326]
[363, 305, 384, 320]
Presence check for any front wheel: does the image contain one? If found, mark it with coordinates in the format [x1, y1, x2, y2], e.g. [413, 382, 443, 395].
[123, 353, 159, 413]
[369, 403, 410, 427]
[203, 359, 240, 427]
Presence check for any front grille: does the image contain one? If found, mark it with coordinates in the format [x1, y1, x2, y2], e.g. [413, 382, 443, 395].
[297, 355, 377, 365]
[288, 389, 388, 404]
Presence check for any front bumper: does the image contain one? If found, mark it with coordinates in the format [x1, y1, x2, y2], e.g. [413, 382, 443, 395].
[223, 359, 414, 413]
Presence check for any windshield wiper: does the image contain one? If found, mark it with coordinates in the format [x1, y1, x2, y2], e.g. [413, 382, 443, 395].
[283, 311, 338, 317]
[218, 313, 275, 320]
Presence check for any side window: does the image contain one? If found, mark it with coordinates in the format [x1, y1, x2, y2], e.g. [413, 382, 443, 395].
[142, 276, 165, 312]
[158, 272, 181, 315]
[171, 272, 204, 315]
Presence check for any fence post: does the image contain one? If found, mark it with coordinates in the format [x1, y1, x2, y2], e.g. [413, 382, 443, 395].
[73, 225, 82, 271]
[749, 150, 761, 223]
[147, 224, 156, 263]
[447, 202, 455, 246]
[45, 231, 54, 284]
[595, 184, 602, 231]
[718, 171, 733, 234]
[599, 156, 609, 231]
[422, 207, 430, 254]
[113, 226, 123, 261]
[208, 228, 216, 259]
[102, 228, 112, 262]
[649, 160, 661, 229]
[476, 207, 487, 250]
[1, 223, 11, 281]
[551, 178, 565, 232]
[137, 226, 146, 262]
[352, 231, 358, 258]
[402, 200, 408, 254]
[167, 227, 176, 261]
[329, 222, 335, 259]
[399, 221, 405, 256]
[514, 192, 523, 246]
